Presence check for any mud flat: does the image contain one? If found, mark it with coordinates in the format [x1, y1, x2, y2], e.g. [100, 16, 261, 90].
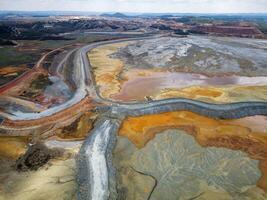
[119, 111, 267, 148]
[112, 71, 267, 102]
[88, 42, 133, 98]
[0, 139, 79, 200]
[0, 157, 77, 200]
[88, 36, 267, 103]
[156, 85, 267, 103]
[114, 130, 267, 200]
[114, 36, 267, 76]
[113, 100, 267, 199]
[77, 99, 267, 200]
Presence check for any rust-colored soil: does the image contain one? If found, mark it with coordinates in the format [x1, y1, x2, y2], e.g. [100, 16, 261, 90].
[56, 111, 96, 140]
[3, 97, 96, 128]
[88, 42, 129, 98]
[0, 137, 28, 159]
[158, 85, 267, 103]
[119, 111, 267, 192]
[0, 66, 28, 76]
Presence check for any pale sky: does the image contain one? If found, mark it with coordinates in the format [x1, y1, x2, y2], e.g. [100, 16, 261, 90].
[1, 0, 267, 13]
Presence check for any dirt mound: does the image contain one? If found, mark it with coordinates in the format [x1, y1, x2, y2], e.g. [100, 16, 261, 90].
[15, 142, 63, 171]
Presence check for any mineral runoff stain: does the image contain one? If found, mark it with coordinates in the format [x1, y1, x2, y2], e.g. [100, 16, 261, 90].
[88, 41, 133, 98]
[56, 111, 96, 140]
[0, 137, 28, 159]
[156, 85, 267, 103]
[119, 111, 267, 192]
[112, 71, 267, 102]
[88, 40, 267, 102]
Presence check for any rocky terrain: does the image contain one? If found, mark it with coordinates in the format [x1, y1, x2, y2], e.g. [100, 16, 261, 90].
[115, 36, 267, 76]
[0, 19, 145, 41]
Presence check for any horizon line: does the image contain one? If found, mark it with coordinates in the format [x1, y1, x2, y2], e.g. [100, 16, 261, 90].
[1, 10, 267, 15]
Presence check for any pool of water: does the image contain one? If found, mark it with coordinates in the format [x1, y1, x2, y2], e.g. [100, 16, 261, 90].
[112, 72, 267, 101]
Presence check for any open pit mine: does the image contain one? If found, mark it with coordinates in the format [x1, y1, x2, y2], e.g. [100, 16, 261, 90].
[1, 34, 267, 200]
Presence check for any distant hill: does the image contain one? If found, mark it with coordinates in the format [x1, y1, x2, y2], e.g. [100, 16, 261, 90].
[101, 12, 129, 18]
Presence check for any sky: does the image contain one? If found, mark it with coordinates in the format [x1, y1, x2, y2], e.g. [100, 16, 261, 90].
[1, 0, 267, 13]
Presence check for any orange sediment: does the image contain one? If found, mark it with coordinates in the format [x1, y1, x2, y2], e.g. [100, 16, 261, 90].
[259, 161, 267, 191]
[119, 111, 267, 149]
[119, 111, 267, 192]
[157, 86, 224, 101]
[0, 66, 28, 76]
[88, 42, 131, 98]
[56, 111, 95, 140]
[0, 136, 28, 159]
[3, 97, 96, 128]
[88, 41, 267, 103]
[157, 85, 267, 103]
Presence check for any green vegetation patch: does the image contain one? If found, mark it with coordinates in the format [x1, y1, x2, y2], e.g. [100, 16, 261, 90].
[0, 47, 35, 67]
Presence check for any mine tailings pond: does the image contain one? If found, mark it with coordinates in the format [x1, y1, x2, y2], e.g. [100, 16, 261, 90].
[111, 71, 267, 101]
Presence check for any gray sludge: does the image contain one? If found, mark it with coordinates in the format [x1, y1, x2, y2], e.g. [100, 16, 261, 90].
[76, 117, 121, 200]
[116, 98, 267, 119]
